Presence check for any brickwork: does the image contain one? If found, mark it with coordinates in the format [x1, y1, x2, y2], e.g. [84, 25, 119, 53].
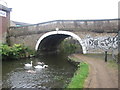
[8, 19, 119, 53]
[10, 19, 118, 33]
[0, 4, 11, 43]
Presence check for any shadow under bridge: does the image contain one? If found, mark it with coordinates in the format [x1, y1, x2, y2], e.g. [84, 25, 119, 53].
[35, 31, 86, 54]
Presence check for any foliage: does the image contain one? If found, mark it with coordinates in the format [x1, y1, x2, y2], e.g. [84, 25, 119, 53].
[59, 39, 79, 54]
[0, 44, 35, 60]
[67, 62, 89, 88]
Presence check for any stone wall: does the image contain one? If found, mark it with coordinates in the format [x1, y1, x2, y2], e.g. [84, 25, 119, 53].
[8, 30, 117, 54]
[9, 19, 118, 34]
[82, 35, 118, 54]
[8, 19, 119, 54]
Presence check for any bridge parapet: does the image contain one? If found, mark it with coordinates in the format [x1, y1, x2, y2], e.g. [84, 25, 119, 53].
[9, 19, 119, 37]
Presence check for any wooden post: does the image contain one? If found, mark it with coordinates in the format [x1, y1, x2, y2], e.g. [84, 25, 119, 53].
[105, 51, 107, 62]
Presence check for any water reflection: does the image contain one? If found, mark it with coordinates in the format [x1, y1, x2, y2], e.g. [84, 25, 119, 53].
[2, 53, 77, 88]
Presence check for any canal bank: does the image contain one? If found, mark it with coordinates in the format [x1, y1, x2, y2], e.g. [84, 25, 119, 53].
[67, 55, 89, 88]
[1, 44, 35, 60]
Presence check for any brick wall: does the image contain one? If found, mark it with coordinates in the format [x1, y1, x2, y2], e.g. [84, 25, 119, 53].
[0, 4, 11, 43]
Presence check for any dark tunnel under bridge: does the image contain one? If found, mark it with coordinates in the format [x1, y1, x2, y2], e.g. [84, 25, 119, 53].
[35, 31, 87, 54]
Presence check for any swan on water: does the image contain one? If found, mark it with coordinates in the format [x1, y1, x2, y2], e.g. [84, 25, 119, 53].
[37, 62, 44, 65]
[25, 61, 33, 67]
[34, 65, 48, 69]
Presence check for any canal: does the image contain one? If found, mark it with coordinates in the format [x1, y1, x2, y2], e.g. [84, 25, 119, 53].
[2, 53, 77, 88]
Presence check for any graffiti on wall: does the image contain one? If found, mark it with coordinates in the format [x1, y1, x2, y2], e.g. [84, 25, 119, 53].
[83, 36, 118, 51]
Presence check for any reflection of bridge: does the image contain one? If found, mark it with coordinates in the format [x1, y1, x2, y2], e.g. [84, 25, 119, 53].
[8, 19, 119, 54]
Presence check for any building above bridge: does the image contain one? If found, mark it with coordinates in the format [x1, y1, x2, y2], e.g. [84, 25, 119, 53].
[10, 21, 30, 27]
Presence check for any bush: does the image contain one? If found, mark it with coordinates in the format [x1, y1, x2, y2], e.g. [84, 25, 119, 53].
[59, 39, 79, 54]
[0, 44, 35, 60]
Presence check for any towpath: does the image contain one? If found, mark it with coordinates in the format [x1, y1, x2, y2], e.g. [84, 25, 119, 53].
[72, 54, 118, 88]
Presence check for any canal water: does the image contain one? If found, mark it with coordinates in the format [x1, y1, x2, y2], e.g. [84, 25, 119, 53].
[2, 53, 77, 88]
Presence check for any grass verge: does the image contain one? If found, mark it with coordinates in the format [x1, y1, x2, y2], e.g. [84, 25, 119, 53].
[107, 60, 118, 69]
[67, 62, 89, 88]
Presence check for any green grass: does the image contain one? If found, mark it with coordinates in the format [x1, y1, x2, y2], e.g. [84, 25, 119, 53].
[107, 60, 118, 69]
[67, 62, 89, 88]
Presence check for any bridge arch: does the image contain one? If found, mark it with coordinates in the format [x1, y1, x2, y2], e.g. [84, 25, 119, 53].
[35, 31, 86, 54]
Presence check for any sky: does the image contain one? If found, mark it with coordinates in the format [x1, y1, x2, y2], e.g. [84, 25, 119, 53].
[3, 0, 120, 24]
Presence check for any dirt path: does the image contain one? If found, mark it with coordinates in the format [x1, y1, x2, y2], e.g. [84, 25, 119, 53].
[73, 54, 118, 88]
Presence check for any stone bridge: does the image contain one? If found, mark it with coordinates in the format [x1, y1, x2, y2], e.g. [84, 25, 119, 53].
[8, 19, 119, 54]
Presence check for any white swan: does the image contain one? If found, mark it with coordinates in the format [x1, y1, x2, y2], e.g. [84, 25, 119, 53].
[37, 62, 44, 65]
[34, 65, 43, 69]
[25, 61, 33, 67]
[34, 65, 48, 69]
